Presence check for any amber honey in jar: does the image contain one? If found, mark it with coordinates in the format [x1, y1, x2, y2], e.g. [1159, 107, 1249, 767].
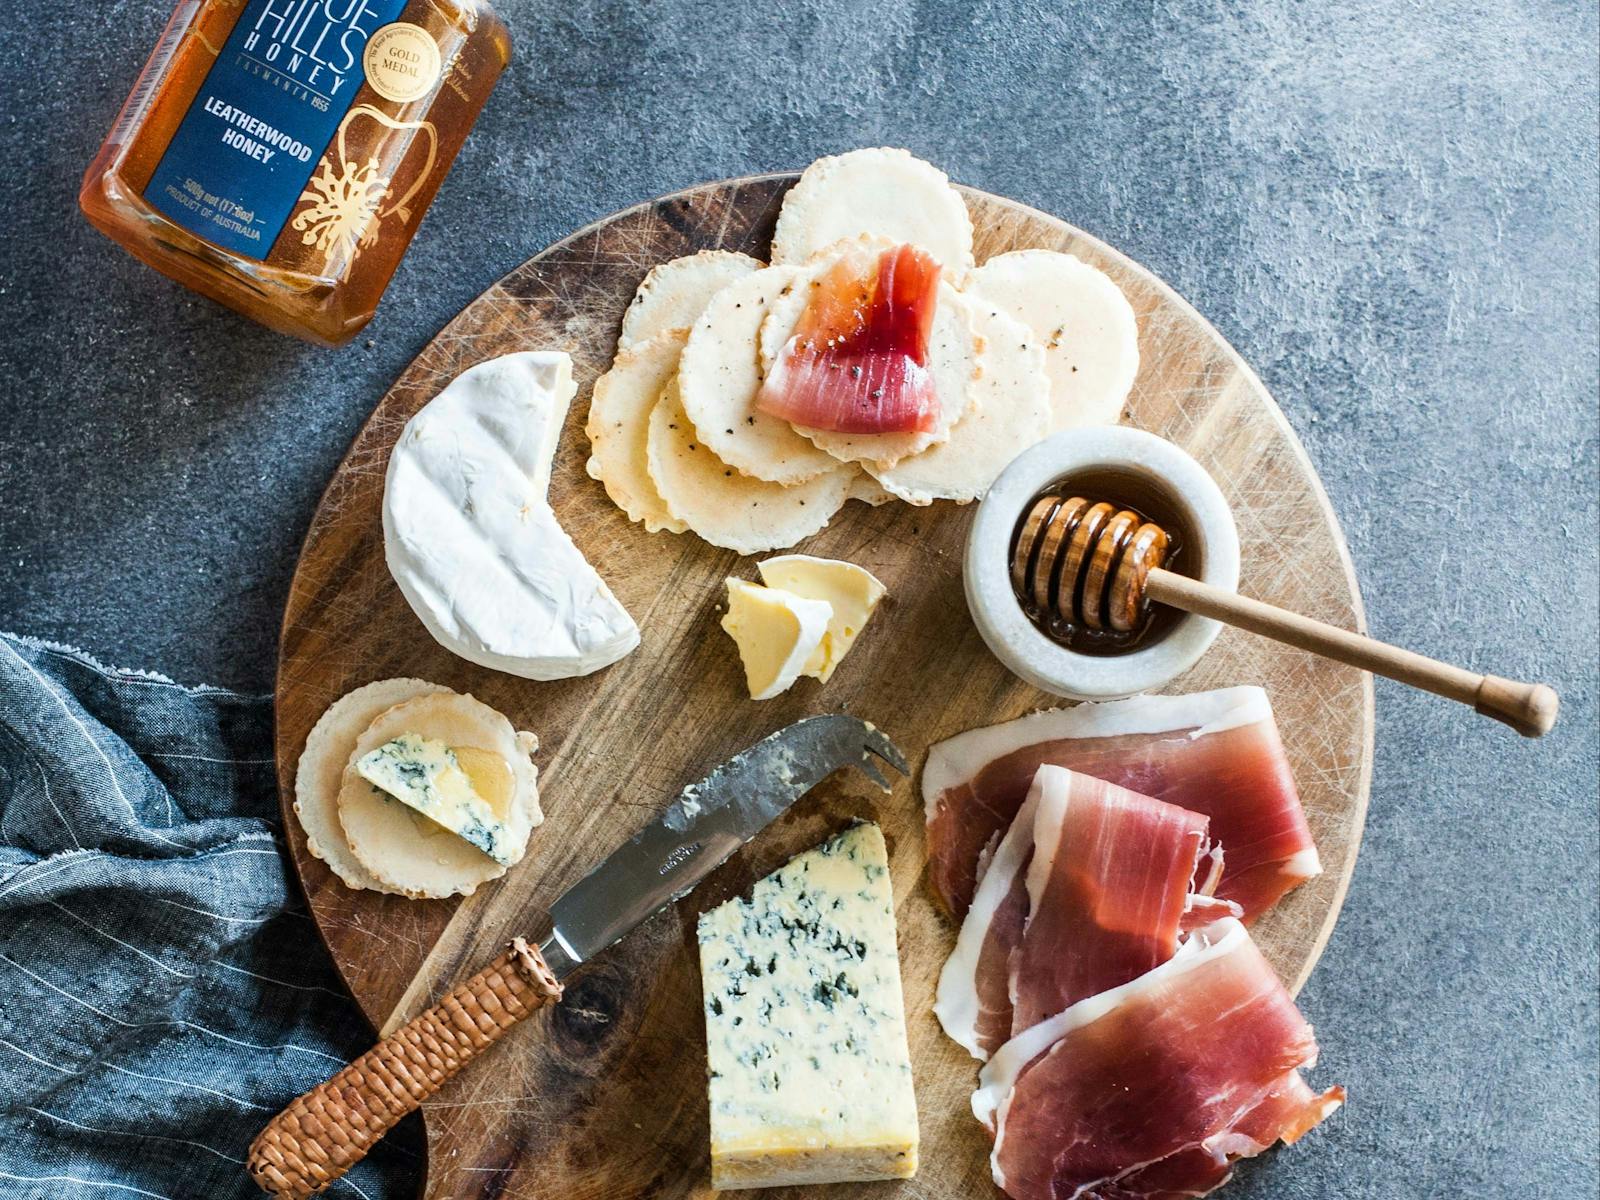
[80, 0, 511, 346]
[1013, 466, 1198, 656]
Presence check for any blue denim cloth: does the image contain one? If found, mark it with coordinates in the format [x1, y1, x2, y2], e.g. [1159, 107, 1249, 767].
[0, 633, 416, 1200]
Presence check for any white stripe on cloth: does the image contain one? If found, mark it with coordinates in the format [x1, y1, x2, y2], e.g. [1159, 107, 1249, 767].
[0, 727, 83, 850]
[0, 839, 286, 902]
[211, 960, 361, 1005]
[23, 1109, 245, 1165]
[20, 634, 267, 700]
[1, 954, 347, 1065]
[0, 1037, 75, 1075]
[43, 900, 197, 979]
[0, 1173, 176, 1200]
[0, 641, 187, 850]
[144, 752, 277, 765]
[100, 1061, 273, 1112]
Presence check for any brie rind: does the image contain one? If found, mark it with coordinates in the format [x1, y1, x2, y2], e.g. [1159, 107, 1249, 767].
[757, 555, 886, 683]
[384, 351, 641, 681]
[721, 578, 831, 700]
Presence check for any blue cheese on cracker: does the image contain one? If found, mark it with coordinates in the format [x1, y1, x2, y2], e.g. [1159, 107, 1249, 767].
[355, 733, 521, 866]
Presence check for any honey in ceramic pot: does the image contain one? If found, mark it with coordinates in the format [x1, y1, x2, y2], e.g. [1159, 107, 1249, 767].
[80, 0, 511, 346]
[1010, 465, 1199, 656]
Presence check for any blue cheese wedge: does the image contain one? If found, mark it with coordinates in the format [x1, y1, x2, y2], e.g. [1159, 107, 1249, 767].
[696, 822, 918, 1189]
[354, 733, 520, 866]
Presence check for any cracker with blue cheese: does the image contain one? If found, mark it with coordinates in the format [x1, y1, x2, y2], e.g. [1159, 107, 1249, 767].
[295, 678, 451, 894]
[338, 691, 541, 899]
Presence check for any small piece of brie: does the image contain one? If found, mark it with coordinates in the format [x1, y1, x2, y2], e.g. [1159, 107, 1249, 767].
[384, 351, 641, 681]
[721, 578, 831, 701]
[355, 733, 521, 866]
[757, 555, 886, 683]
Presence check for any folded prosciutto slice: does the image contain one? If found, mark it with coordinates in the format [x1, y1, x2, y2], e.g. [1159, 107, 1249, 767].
[934, 765, 1213, 1059]
[923, 686, 1319, 924]
[1012, 766, 1210, 1035]
[756, 243, 942, 434]
[973, 918, 1344, 1200]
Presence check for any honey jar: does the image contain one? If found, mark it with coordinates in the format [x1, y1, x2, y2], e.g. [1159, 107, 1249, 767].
[80, 0, 511, 346]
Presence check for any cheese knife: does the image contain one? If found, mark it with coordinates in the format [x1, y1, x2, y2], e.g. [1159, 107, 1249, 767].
[247, 714, 907, 1199]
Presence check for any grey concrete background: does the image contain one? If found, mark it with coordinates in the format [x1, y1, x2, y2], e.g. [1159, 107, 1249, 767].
[2, 1, 1596, 1196]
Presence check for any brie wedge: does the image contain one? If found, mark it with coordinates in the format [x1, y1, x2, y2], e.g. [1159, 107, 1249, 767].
[721, 578, 831, 700]
[384, 351, 640, 680]
[757, 555, 886, 683]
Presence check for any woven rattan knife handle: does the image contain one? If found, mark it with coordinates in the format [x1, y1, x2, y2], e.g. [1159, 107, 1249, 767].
[247, 938, 562, 1198]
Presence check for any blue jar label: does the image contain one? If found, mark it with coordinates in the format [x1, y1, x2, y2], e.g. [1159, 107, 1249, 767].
[146, 0, 410, 260]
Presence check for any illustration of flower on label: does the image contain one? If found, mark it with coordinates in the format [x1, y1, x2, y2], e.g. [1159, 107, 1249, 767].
[293, 156, 391, 258]
[289, 104, 438, 267]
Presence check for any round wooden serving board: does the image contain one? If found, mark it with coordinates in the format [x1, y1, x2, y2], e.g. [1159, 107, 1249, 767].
[277, 174, 1374, 1200]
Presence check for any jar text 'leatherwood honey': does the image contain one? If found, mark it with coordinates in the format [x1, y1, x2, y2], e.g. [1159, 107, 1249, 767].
[80, 0, 511, 345]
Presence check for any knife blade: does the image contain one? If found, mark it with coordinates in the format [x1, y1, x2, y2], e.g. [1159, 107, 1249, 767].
[537, 714, 906, 979]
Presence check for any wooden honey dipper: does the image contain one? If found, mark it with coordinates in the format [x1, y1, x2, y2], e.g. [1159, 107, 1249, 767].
[1012, 494, 1559, 737]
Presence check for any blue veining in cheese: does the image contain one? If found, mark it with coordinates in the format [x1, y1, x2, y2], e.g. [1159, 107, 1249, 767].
[354, 733, 517, 866]
[696, 821, 919, 1189]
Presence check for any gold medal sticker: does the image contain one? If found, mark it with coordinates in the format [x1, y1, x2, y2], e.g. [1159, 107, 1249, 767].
[363, 23, 442, 104]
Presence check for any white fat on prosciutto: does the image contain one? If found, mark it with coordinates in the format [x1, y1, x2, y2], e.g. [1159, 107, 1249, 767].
[973, 919, 1344, 1200]
[934, 765, 1216, 1060]
[933, 773, 1041, 1060]
[923, 686, 1321, 925]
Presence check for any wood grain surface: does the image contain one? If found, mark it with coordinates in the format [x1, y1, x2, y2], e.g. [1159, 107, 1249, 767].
[275, 173, 1374, 1200]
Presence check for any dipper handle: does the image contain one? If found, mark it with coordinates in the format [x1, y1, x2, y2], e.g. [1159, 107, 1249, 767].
[1145, 569, 1559, 737]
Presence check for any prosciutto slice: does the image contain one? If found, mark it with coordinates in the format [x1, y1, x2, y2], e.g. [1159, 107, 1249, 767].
[973, 918, 1344, 1200]
[756, 243, 942, 433]
[1010, 767, 1210, 1036]
[923, 687, 1319, 924]
[936, 766, 1215, 1059]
